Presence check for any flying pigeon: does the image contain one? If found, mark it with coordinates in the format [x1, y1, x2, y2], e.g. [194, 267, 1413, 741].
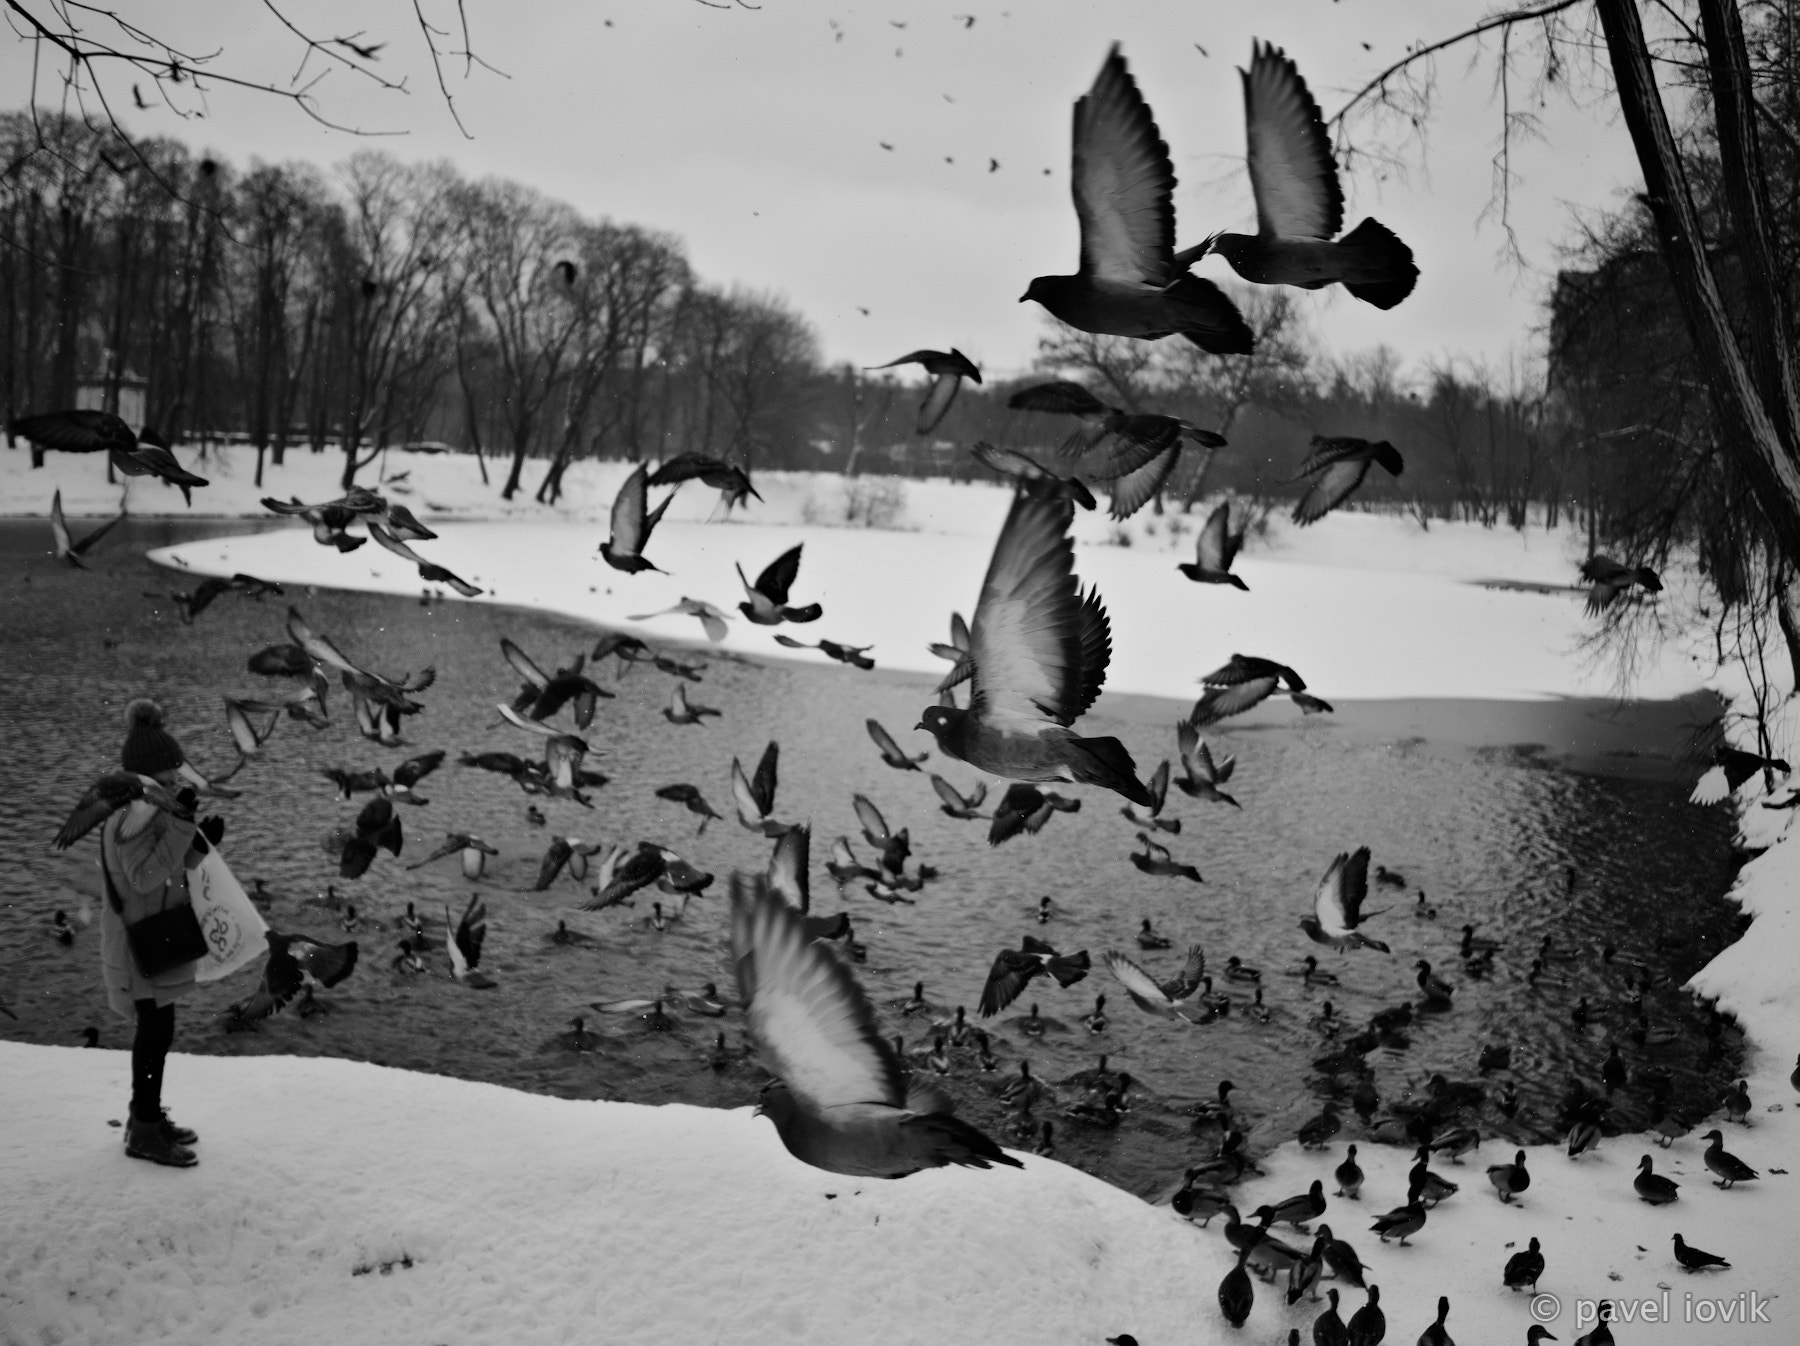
[1300, 848, 1392, 952]
[928, 774, 988, 819]
[867, 718, 928, 770]
[1177, 501, 1249, 589]
[868, 348, 983, 435]
[969, 442, 1098, 510]
[367, 521, 483, 597]
[629, 597, 734, 643]
[52, 772, 195, 849]
[737, 544, 822, 624]
[915, 482, 1153, 806]
[648, 453, 760, 510]
[1172, 722, 1239, 806]
[1130, 831, 1202, 882]
[731, 741, 785, 835]
[1581, 555, 1663, 615]
[446, 893, 497, 989]
[1020, 46, 1253, 354]
[978, 936, 1092, 1017]
[1121, 759, 1179, 832]
[1103, 945, 1207, 1019]
[1292, 436, 1405, 526]
[731, 874, 1023, 1177]
[500, 638, 613, 729]
[1188, 42, 1416, 308]
[600, 463, 674, 573]
[406, 832, 500, 879]
[656, 782, 723, 833]
[49, 490, 124, 568]
[225, 930, 359, 1023]
[987, 782, 1081, 846]
[773, 634, 875, 669]
[663, 682, 722, 726]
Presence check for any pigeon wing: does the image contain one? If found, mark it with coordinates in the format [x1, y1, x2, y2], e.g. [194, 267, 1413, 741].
[1162, 944, 1207, 1000]
[749, 739, 780, 815]
[366, 521, 425, 565]
[609, 464, 652, 556]
[1107, 445, 1179, 521]
[754, 545, 804, 605]
[852, 793, 889, 843]
[12, 409, 133, 452]
[1196, 502, 1231, 571]
[766, 823, 811, 911]
[1007, 381, 1109, 417]
[392, 750, 445, 789]
[290, 935, 359, 988]
[1337, 847, 1373, 926]
[1104, 950, 1175, 1013]
[286, 607, 363, 677]
[732, 874, 904, 1110]
[1241, 41, 1343, 241]
[866, 718, 909, 763]
[978, 948, 1040, 1017]
[1071, 44, 1176, 286]
[968, 488, 1089, 728]
[929, 774, 970, 812]
[917, 373, 963, 435]
[1192, 678, 1278, 722]
[501, 638, 552, 690]
[1293, 458, 1373, 526]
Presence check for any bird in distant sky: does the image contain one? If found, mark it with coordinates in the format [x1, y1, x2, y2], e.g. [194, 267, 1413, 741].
[917, 482, 1152, 806]
[868, 349, 982, 435]
[1186, 42, 1417, 309]
[1020, 45, 1252, 354]
[1292, 436, 1405, 526]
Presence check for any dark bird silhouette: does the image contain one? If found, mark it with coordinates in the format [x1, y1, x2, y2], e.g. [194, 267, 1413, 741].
[583, 844, 664, 910]
[774, 634, 875, 668]
[969, 442, 1099, 511]
[384, 749, 444, 804]
[1417, 1296, 1453, 1346]
[1701, 1129, 1758, 1188]
[600, 463, 674, 573]
[325, 795, 404, 878]
[366, 521, 482, 596]
[1504, 1237, 1545, 1291]
[225, 930, 359, 1023]
[500, 638, 612, 729]
[446, 893, 496, 989]
[1121, 758, 1179, 832]
[730, 741, 785, 835]
[261, 495, 367, 550]
[867, 718, 928, 770]
[648, 453, 760, 510]
[737, 544, 822, 624]
[49, 490, 124, 568]
[1218, 1244, 1255, 1328]
[656, 782, 724, 833]
[731, 874, 1022, 1177]
[1188, 42, 1416, 308]
[1690, 743, 1790, 804]
[916, 483, 1152, 806]
[1178, 500, 1249, 589]
[1020, 46, 1252, 354]
[928, 774, 988, 819]
[1300, 848, 1392, 952]
[248, 642, 315, 678]
[868, 349, 982, 434]
[1130, 831, 1202, 882]
[1346, 1286, 1385, 1346]
[978, 936, 1092, 1017]
[660, 682, 719, 727]
[53, 771, 194, 849]
[1487, 1149, 1530, 1202]
[221, 697, 280, 763]
[929, 611, 974, 690]
[825, 836, 882, 886]
[1581, 555, 1662, 615]
[1187, 652, 1309, 725]
[1173, 721, 1239, 805]
[987, 782, 1082, 846]
[1292, 436, 1405, 526]
[1672, 1232, 1730, 1271]
[406, 832, 499, 879]
[14, 411, 208, 503]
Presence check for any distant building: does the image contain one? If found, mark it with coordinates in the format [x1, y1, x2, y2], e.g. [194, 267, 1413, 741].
[75, 366, 147, 431]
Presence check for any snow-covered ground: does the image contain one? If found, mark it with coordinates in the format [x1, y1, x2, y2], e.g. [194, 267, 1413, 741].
[5, 445, 1796, 1345]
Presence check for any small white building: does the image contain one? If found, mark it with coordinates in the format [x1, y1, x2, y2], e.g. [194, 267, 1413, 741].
[75, 366, 147, 430]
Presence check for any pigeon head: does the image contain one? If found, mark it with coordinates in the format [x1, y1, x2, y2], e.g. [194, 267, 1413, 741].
[916, 704, 965, 746]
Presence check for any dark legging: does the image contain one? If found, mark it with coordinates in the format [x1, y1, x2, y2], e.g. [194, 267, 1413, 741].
[131, 999, 176, 1123]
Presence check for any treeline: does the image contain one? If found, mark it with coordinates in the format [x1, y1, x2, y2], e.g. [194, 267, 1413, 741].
[0, 112, 817, 498]
[0, 109, 1616, 526]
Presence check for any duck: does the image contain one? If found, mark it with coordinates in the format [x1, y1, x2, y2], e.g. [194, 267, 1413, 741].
[1428, 1126, 1481, 1164]
[1566, 1121, 1601, 1159]
[1218, 1244, 1255, 1328]
[924, 1036, 952, 1075]
[1136, 917, 1171, 950]
[525, 804, 547, 828]
[707, 1032, 746, 1071]
[1458, 924, 1501, 959]
[1259, 1179, 1326, 1228]
[1373, 864, 1407, 889]
[1345, 1286, 1384, 1346]
[1791, 1052, 1800, 1093]
[1031, 1120, 1056, 1157]
[1309, 1000, 1342, 1035]
[1418, 1296, 1453, 1346]
[1313, 1223, 1364, 1287]
[1671, 1232, 1730, 1271]
[1035, 895, 1053, 924]
[934, 1005, 972, 1047]
[1409, 1148, 1459, 1206]
[1285, 1240, 1324, 1306]
[1369, 1181, 1426, 1244]
[972, 1029, 999, 1072]
[647, 901, 682, 932]
[49, 910, 76, 946]
[1171, 1175, 1232, 1225]
[559, 1016, 601, 1053]
[78, 1026, 100, 1048]
[1414, 890, 1436, 919]
[1486, 1150, 1530, 1203]
[1223, 955, 1262, 984]
[1192, 1079, 1237, 1129]
[1701, 1129, 1759, 1188]
[1723, 1078, 1751, 1124]
[1334, 1144, 1363, 1199]
[1600, 1043, 1627, 1094]
[1197, 976, 1231, 1017]
[670, 982, 727, 1017]
[999, 1060, 1047, 1114]
[1013, 1003, 1059, 1038]
[898, 981, 932, 1017]
[1648, 1108, 1689, 1149]
[1634, 1153, 1680, 1204]
[1294, 954, 1339, 987]
[1414, 960, 1454, 1006]
[1503, 1236, 1544, 1291]
[1081, 994, 1109, 1034]
[1297, 1105, 1341, 1149]
[1573, 1300, 1616, 1346]
[390, 938, 425, 974]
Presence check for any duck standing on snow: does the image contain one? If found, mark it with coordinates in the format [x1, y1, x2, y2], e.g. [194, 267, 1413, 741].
[1701, 1129, 1759, 1188]
[1503, 1236, 1545, 1291]
[1369, 1179, 1426, 1244]
[1334, 1144, 1363, 1199]
[1634, 1154, 1680, 1205]
[1416, 1296, 1454, 1346]
[1486, 1150, 1530, 1203]
[1345, 1286, 1384, 1346]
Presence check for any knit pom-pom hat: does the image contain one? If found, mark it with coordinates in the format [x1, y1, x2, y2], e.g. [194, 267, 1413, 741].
[120, 698, 185, 776]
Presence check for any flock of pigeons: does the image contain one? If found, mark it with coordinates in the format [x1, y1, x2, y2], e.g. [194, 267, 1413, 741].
[26, 35, 1787, 1346]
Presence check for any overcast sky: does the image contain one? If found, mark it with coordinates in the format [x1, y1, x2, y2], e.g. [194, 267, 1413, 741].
[4, 1, 1649, 381]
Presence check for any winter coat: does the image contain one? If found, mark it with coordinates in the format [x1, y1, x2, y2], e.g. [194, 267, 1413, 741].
[98, 802, 202, 1018]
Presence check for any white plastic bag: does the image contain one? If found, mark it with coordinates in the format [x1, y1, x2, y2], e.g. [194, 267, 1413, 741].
[188, 847, 269, 983]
